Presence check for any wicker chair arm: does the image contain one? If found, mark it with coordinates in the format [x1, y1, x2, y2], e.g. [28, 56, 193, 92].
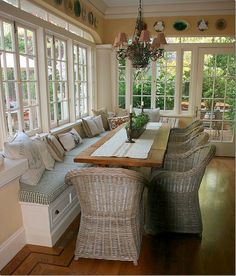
[169, 126, 204, 143]
[170, 120, 203, 134]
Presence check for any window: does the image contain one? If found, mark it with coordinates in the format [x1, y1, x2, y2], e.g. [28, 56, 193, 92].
[117, 37, 234, 116]
[0, 19, 40, 136]
[73, 44, 88, 118]
[200, 53, 235, 142]
[156, 51, 176, 111]
[2, 0, 95, 43]
[46, 34, 68, 127]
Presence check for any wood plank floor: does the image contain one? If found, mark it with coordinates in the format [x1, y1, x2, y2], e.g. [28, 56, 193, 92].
[1, 157, 235, 275]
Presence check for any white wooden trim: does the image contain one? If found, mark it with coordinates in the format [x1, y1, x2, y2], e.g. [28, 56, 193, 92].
[0, 227, 26, 270]
[0, 159, 28, 188]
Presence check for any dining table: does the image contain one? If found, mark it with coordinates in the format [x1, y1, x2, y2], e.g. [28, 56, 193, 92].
[74, 122, 170, 169]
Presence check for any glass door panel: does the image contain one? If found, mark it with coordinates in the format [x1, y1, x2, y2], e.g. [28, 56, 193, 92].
[197, 48, 235, 156]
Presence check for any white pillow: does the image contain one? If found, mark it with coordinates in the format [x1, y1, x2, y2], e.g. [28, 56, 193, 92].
[82, 117, 101, 137]
[33, 138, 55, 170]
[93, 115, 105, 133]
[86, 118, 101, 136]
[20, 166, 45, 186]
[4, 132, 43, 169]
[70, 128, 83, 144]
[133, 108, 160, 122]
[58, 132, 76, 151]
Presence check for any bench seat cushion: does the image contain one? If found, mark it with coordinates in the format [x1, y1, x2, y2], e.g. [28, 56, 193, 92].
[19, 131, 110, 205]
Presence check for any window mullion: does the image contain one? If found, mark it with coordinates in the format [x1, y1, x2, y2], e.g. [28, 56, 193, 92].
[151, 61, 156, 108]
[175, 48, 183, 115]
[14, 21, 24, 131]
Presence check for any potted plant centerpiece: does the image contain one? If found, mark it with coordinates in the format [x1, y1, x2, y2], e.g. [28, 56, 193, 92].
[125, 112, 149, 140]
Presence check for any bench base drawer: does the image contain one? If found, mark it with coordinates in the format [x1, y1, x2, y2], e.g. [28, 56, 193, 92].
[20, 186, 80, 247]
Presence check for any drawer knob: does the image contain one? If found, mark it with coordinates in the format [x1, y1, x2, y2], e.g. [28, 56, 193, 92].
[55, 210, 60, 215]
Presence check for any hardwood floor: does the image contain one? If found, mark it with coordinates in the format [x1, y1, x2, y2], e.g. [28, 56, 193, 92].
[1, 157, 235, 275]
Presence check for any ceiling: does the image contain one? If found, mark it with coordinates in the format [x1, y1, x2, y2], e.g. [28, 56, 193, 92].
[88, 0, 235, 18]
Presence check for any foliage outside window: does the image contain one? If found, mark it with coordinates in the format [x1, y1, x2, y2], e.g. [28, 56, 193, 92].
[46, 35, 68, 127]
[73, 44, 88, 118]
[0, 19, 40, 136]
[133, 67, 152, 108]
[156, 51, 176, 111]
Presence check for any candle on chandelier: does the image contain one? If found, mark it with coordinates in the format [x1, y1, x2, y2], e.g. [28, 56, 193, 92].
[129, 105, 133, 113]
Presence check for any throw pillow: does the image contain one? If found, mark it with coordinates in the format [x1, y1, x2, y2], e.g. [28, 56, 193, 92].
[107, 115, 129, 130]
[92, 108, 109, 130]
[133, 108, 160, 122]
[93, 115, 105, 133]
[114, 107, 129, 117]
[57, 132, 76, 151]
[70, 128, 83, 144]
[46, 134, 65, 162]
[82, 118, 100, 138]
[4, 132, 43, 169]
[33, 137, 55, 170]
[20, 165, 45, 186]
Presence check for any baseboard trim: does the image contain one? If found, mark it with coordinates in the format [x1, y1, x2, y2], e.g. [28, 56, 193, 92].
[0, 227, 26, 270]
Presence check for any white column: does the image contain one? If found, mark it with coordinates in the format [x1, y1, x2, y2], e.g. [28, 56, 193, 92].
[37, 27, 50, 133]
[96, 45, 114, 111]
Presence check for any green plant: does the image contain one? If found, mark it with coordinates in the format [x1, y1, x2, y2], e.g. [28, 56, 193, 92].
[125, 112, 149, 130]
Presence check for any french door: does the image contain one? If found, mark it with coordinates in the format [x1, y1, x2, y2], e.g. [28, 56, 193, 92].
[196, 47, 235, 156]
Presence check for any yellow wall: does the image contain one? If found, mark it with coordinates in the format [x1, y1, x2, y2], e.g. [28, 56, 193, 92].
[103, 15, 235, 44]
[35, 2, 234, 45]
[0, 178, 23, 244]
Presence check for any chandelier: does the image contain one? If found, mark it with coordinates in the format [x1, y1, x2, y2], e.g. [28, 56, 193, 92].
[113, 0, 167, 69]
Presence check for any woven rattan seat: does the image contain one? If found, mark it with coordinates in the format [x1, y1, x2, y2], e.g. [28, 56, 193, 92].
[65, 167, 146, 265]
[147, 144, 216, 235]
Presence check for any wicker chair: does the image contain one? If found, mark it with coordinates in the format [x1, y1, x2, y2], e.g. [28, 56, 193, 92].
[168, 125, 204, 143]
[65, 167, 146, 265]
[170, 120, 203, 135]
[146, 144, 216, 235]
[166, 131, 209, 155]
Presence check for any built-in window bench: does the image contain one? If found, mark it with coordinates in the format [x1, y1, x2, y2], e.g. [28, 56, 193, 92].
[18, 132, 109, 247]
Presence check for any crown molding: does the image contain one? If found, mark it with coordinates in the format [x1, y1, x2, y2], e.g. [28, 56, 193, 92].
[87, 0, 235, 19]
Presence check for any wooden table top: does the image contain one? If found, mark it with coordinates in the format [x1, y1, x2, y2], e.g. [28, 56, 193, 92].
[74, 123, 170, 168]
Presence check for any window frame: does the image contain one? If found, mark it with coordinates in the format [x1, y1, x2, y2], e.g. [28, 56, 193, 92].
[73, 43, 89, 119]
[0, 18, 41, 139]
[45, 32, 69, 128]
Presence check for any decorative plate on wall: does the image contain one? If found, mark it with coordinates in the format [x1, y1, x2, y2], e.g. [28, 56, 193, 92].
[153, 21, 165, 32]
[173, 20, 189, 31]
[74, 0, 81, 17]
[215, 19, 227, 30]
